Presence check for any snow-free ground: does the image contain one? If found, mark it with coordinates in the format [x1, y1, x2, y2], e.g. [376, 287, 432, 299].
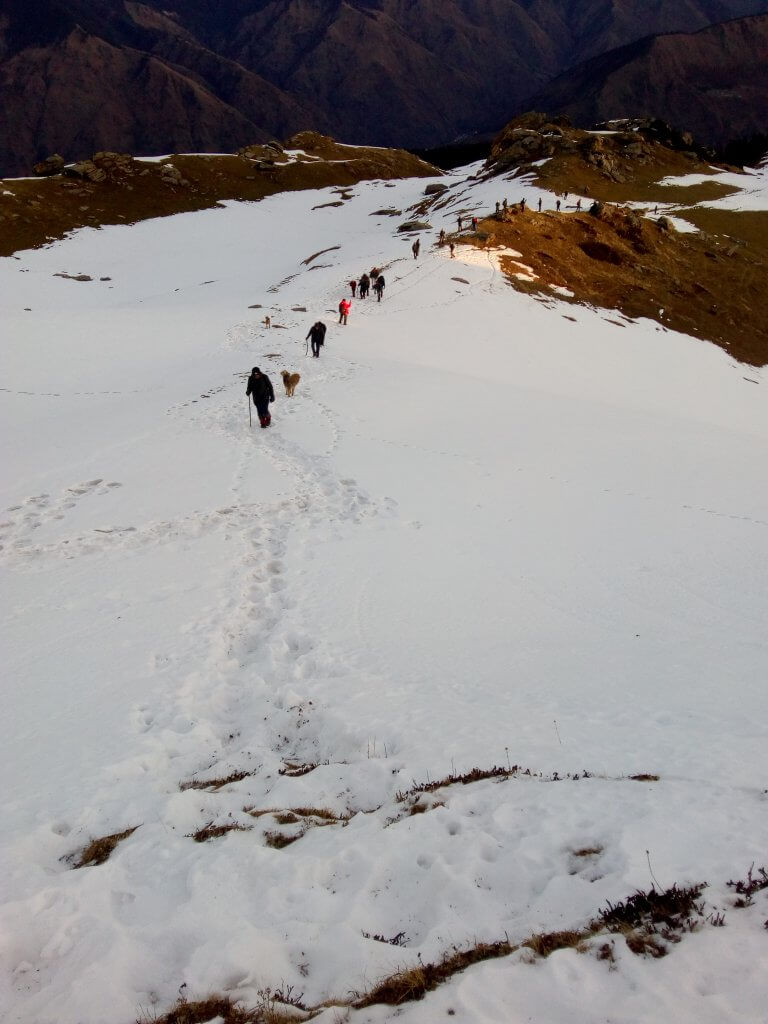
[1, 165, 767, 1023]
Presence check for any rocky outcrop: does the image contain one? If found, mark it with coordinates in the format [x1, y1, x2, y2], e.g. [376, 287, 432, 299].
[485, 113, 711, 183]
[0, 137, 438, 259]
[33, 155, 66, 176]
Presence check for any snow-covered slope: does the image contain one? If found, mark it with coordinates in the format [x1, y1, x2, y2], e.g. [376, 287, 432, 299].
[1, 166, 767, 1023]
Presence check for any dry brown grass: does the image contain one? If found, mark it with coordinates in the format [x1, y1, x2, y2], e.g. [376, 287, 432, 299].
[354, 939, 515, 1007]
[629, 774, 661, 783]
[407, 799, 445, 816]
[264, 830, 302, 850]
[291, 806, 341, 821]
[273, 812, 302, 825]
[530, 146, 733, 205]
[0, 138, 438, 258]
[188, 823, 252, 843]
[572, 845, 604, 858]
[257, 806, 347, 849]
[524, 929, 588, 957]
[477, 202, 767, 366]
[143, 876, 722, 1021]
[279, 761, 317, 778]
[137, 992, 307, 1023]
[137, 995, 256, 1023]
[395, 763, 599, 803]
[72, 826, 139, 868]
[180, 770, 254, 792]
[474, 119, 768, 365]
[675, 208, 768, 261]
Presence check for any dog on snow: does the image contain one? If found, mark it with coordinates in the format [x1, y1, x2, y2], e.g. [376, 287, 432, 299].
[281, 370, 300, 397]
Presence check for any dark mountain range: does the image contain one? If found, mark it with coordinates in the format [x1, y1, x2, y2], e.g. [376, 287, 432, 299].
[527, 14, 768, 146]
[2, 0, 768, 175]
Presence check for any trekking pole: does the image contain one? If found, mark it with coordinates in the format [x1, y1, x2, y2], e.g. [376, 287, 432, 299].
[248, 395, 252, 427]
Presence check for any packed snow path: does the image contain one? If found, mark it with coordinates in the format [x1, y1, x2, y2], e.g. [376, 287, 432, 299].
[1, 169, 767, 1024]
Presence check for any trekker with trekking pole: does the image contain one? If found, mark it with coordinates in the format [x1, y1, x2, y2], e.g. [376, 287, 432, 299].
[306, 321, 327, 357]
[246, 366, 275, 428]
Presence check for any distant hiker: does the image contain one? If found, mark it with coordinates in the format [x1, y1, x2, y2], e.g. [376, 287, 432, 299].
[564, 192, 569, 202]
[338, 298, 351, 324]
[373, 275, 386, 301]
[349, 279, 357, 297]
[359, 272, 370, 298]
[412, 239, 420, 260]
[246, 367, 275, 428]
[439, 229, 446, 245]
[263, 315, 271, 329]
[471, 216, 478, 231]
[556, 199, 561, 212]
[495, 201, 500, 215]
[654, 206, 658, 215]
[576, 199, 582, 212]
[520, 198, 526, 211]
[502, 198, 508, 210]
[306, 321, 327, 358]
[449, 242, 455, 258]
[457, 214, 463, 231]
[537, 197, 542, 212]
[370, 266, 381, 281]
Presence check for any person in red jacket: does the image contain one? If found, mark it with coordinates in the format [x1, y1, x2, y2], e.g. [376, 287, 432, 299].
[338, 298, 351, 324]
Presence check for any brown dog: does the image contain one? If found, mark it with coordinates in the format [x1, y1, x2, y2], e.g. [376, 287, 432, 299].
[281, 370, 300, 397]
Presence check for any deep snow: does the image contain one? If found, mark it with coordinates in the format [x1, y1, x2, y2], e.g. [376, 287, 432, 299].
[1, 163, 767, 1024]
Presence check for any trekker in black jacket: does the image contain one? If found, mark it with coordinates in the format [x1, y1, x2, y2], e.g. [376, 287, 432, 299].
[306, 321, 327, 358]
[246, 367, 275, 427]
[373, 274, 385, 301]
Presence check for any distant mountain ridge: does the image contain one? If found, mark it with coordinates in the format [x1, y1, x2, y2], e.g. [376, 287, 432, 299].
[2, 0, 768, 174]
[527, 13, 768, 146]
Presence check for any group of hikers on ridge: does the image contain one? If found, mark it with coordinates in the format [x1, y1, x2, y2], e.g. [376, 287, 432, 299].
[247, 265, 388, 425]
[347, 268, 386, 306]
[249, 187, 591, 428]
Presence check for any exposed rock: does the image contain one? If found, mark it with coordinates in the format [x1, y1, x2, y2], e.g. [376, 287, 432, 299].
[33, 155, 66, 177]
[398, 220, 432, 232]
[92, 152, 136, 174]
[486, 112, 714, 185]
[160, 163, 188, 186]
[424, 183, 448, 195]
[65, 161, 107, 183]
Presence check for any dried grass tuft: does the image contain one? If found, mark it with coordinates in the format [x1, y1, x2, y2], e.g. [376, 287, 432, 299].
[188, 823, 251, 843]
[180, 771, 253, 792]
[73, 826, 139, 868]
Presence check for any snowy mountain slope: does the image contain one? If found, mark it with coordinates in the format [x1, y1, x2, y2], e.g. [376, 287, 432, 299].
[1, 166, 767, 1023]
